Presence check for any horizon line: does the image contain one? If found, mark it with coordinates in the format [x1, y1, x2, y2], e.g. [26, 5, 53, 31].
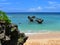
[6, 12, 60, 14]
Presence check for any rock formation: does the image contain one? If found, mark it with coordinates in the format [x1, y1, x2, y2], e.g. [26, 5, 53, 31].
[28, 16, 35, 22]
[35, 18, 43, 24]
[28, 16, 43, 24]
[0, 11, 28, 45]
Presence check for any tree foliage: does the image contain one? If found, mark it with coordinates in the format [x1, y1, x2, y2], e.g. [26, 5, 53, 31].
[0, 11, 11, 24]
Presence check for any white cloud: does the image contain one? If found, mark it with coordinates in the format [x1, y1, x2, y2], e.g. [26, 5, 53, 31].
[0, 2, 11, 4]
[0, 0, 7, 1]
[48, 1, 60, 6]
[48, 1, 57, 4]
[4, 8, 25, 11]
[29, 8, 35, 11]
[8, 8, 21, 10]
[37, 7, 42, 10]
[44, 1, 60, 9]
[45, 6, 56, 9]
[28, 6, 42, 11]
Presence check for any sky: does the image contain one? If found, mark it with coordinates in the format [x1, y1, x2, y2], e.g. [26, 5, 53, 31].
[0, 0, 60, 12]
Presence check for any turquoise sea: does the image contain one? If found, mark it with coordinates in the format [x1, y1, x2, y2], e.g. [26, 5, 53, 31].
[7, 13, 60, 33]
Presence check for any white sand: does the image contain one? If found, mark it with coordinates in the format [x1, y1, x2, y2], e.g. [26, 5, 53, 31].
[24, 32, 60, 45]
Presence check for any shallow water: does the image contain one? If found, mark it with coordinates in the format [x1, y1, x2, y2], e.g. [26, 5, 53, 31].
[7, 13, 60, 33]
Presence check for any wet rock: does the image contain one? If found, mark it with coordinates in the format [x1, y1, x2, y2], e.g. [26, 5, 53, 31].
[17, 33, 28, 45]
[35, 18, 43, 24]
[28, 16, 36, 22]
[28, 16, 34, 22]
[28, 16, 44, 24]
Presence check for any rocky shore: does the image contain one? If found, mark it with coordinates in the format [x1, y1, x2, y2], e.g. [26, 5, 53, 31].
[0, 11, 28, 45]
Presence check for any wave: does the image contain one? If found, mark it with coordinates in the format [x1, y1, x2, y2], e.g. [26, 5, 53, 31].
[19, 29, 60, 35]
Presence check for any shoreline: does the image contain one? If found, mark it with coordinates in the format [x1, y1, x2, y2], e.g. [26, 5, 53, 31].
[20, 30, 60, 35]
[25, 32, 60, 39]
[25, 31, 60, 35]
[24, 32, 60, 45]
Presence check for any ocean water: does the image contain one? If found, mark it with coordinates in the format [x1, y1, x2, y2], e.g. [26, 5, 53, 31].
[7, 13, 60, 33]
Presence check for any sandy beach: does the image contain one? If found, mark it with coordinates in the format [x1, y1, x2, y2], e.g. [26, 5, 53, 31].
[24, 32, 60, 45]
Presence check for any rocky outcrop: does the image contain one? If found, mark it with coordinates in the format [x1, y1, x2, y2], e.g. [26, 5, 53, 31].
[28, 16, 36, 22]
[35, 18, 43, 24]
[28, 16, 43, 24]
[0, 11, 28, 45]
[0, 20, 28, 45]
[28, 16, 34, 22]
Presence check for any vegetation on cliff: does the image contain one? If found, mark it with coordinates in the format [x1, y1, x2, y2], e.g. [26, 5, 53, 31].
[0, 11, 11, 24]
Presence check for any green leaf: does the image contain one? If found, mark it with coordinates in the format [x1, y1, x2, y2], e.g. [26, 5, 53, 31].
[0, 10, 11, 24]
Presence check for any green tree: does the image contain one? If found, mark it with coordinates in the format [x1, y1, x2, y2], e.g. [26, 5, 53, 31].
[0, 11, 11, 24]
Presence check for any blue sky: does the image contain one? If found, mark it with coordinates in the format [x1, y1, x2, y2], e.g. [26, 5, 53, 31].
[0, 0, 60, 12]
